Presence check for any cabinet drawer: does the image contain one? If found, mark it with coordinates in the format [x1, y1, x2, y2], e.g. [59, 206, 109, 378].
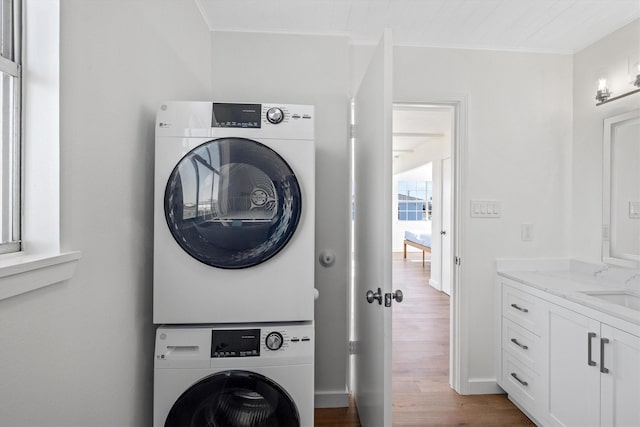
[502, 350, 543, 417]
[502, 284, 545, 336]
[502, 317, 543, 372]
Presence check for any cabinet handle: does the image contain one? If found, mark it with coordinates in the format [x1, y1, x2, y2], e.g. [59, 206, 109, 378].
[587, 332, 597, 367]
[510, 338, 529, 350]
[510, 303, 529, 313]
[600, 338, 610, 374]
[510, 372, 528, 387]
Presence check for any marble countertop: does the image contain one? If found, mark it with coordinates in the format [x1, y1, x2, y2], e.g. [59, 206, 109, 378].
[497, 259, 640, 327]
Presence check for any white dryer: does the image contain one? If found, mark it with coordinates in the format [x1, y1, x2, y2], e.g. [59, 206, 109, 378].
[154, 323, 314, 427]
[153, 102, 315, 324]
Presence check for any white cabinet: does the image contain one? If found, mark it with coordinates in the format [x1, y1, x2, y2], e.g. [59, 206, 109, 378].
[498, 282, 549, 423]
[547, 303, 601, 426]
[600, 324, 640, 427]
[497, 276, 640, 427]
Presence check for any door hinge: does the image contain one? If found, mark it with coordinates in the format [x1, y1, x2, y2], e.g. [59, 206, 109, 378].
[348, 340, 357, 355]
[455, 256, 461, 266]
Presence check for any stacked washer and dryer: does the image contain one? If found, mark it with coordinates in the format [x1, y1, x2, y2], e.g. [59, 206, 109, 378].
[153, 102, 315, 427]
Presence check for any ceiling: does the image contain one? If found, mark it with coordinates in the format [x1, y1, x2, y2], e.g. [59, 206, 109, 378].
[195, 0, 640, 53]
[392, 105, 451, 159]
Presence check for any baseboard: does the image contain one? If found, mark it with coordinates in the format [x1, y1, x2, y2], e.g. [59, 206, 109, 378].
[429, 278, 441, 291]
[464, 378, 503, 395]
[314, 389, 349, 408]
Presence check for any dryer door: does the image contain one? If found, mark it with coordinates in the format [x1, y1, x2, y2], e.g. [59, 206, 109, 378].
[164, 138, 302, 269]
[165, 370, 300, 427]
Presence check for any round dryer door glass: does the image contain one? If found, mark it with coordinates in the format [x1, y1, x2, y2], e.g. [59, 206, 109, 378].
[164, 370, 300, 427]
[165, 138, 302, 269]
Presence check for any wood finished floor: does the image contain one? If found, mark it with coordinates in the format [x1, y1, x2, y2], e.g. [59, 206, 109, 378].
[315, 252, 535, 427]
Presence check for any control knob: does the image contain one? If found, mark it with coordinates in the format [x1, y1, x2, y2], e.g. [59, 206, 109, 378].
[265, 331, 283, 351]
[266, 107, 284, 124]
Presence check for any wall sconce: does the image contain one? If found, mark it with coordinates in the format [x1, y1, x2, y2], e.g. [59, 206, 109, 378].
[595, 78, 611, 102]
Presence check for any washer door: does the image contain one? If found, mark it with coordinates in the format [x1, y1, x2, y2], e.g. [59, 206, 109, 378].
[165, 370, 300, 427]
[165, 138, 302, 269]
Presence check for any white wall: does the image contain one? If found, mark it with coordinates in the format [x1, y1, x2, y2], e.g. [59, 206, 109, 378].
[390, 46, 573, 391]
[0, 1, 212, 425]
[571, 19, 640, 264]
[209, 31, 352, 406]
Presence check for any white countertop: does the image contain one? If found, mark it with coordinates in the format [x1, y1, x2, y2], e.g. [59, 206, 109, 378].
[497, 259, 640, 327]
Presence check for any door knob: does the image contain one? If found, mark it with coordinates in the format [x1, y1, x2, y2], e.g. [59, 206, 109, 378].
[440, 230, 447, 235]
[366, 288, 383, 305]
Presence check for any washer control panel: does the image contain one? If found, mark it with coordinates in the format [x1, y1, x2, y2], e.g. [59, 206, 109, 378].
[211, 328, 261, 358]
[155, 324, 314, 367]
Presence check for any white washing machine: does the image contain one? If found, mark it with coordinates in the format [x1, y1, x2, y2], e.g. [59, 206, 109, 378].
[154, 323, 314, 427]
[154, 102, 315, 324]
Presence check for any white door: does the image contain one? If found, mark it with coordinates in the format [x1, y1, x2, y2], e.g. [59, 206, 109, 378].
[441, 157, 452, 295]
[548, 304, 601, 427]
[352, 29, 395, 427]
[600, 324, 640, 427]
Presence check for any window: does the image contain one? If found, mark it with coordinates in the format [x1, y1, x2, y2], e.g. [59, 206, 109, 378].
[0, 0, 19, 254]
[398, 180, 432, 221]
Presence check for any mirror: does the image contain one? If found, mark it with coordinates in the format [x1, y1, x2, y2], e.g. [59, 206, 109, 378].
[603, 109, 640, 268]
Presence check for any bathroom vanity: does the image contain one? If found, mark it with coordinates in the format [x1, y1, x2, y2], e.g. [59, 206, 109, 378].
[495, 260, 640, 427]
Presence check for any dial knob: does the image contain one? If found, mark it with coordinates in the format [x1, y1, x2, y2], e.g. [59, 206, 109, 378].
[265, 332, 283, 351]
[266, 107, 284, 124]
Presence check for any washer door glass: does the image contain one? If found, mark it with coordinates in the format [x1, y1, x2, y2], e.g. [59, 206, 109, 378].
[165, 138, 302, 269]
[165, 370, 300, 427]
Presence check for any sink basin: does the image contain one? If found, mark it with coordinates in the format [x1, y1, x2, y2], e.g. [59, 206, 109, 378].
[581, 290, 640, 311]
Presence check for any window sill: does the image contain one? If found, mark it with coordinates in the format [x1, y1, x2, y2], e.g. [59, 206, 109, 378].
[0, 251, 81, 301]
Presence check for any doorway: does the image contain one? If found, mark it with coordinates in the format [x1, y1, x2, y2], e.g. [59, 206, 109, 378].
[391, 103, 457, 421]
[392, 103, 454, 297]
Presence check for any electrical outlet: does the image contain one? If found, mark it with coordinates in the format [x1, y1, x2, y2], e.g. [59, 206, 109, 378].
[521, 224, 533, 241]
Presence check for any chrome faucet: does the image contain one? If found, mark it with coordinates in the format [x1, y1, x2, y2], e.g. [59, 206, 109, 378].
[593, 266, 609, 278]
[624, 272, 640, 285]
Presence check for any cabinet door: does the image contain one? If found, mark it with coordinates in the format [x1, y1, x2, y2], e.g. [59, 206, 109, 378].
[600, 325, 640, 427]
[548, 304, 601, 427]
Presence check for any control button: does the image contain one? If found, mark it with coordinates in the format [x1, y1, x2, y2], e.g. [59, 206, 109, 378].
[266, 107, 284, 124]
[302, 114, 311, 119]
[291, 338, 300, 342]
[292, 114, 301, 119]
[301, 337, 311, 342]
[265, 331, 284, 350]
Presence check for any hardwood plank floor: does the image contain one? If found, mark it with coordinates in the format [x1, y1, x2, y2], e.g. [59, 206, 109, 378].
[315, 252, 534, 426]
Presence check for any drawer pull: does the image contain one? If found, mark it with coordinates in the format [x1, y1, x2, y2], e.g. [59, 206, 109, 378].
[510, 372, 528, 387]
[587, 332, 597, 367]
[510, 338, 529, 350]
[600, 338, 610, 374]
[510, 303, 529, 313]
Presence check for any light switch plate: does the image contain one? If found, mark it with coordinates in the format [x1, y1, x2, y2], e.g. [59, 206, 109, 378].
[470, 199, 501, 218]
[630, 201, 640, 219]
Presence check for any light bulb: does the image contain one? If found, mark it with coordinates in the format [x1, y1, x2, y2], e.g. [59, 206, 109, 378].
[598, 78, 608, 91]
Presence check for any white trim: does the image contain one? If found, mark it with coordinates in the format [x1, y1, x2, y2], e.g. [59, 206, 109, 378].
[0, 251, 80, 300]
[314, 389, 350, 408]
[428, 278, 441, 291]
[0, 0, 81, 301]
[465, 377, 503, 395]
